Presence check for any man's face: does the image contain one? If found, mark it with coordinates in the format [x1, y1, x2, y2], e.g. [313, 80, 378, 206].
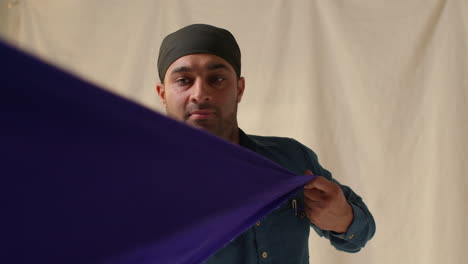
[157, 54, 245, 140]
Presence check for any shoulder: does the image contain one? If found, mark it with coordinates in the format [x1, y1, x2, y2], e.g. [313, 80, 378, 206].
[246, 134, 314, 174]
[247, 134, 316, 157]
[246, 133, 331, 179]
[248, 134, 300, 147]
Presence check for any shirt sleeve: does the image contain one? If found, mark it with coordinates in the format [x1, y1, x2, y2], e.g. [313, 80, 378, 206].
[295, 140, 376, 253]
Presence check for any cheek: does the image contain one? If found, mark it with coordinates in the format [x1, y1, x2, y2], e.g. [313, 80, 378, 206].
[165, 92, 188, 116]
[219, 89, 240, 112]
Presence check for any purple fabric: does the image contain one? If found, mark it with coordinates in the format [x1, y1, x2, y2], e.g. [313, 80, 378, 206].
[0, 40, 314, 264]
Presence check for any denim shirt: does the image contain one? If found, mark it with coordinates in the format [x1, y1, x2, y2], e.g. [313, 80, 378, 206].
[202, 130, 376, 264]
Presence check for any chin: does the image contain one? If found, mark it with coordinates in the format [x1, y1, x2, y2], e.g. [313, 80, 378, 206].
[190, 121, 223, 136]
[192, 122, 216, 131]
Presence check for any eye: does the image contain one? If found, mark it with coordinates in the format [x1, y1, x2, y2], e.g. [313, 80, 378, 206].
[175, 77, 191, 86]
[209, 76, 226, 85]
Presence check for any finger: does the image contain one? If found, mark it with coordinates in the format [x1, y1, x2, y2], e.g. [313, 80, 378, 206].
[304, 188, 325, 201]
[303, 200, 322, 223]
[303, 197, 314, 212]
[304, 176, 335, 193]
[304, 196, 322, 208]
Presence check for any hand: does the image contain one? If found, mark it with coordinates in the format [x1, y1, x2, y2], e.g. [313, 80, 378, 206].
[303, 170, 353, 233]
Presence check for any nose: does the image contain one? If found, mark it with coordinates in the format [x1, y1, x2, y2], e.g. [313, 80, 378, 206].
[189, 78, 212, 103]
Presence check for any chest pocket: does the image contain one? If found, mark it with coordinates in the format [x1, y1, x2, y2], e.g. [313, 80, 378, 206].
[271, 190, 307, 220]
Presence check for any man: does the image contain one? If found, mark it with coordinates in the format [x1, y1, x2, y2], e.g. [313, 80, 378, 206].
[156, 24, 375, 263]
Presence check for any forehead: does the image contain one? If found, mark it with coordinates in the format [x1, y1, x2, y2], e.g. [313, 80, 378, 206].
[165, 54, 235, 76]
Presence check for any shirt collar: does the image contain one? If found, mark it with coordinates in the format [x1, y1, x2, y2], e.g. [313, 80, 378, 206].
[238, 128, 258, 152]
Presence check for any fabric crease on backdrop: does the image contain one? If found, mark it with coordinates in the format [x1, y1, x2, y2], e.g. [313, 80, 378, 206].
[0, 41, 314, 264]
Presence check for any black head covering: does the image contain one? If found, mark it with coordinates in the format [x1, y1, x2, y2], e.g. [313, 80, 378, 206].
[157, 24, 241, 81]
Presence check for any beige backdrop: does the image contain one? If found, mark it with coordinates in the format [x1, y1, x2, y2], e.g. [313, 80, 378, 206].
[1, 0, 467, 263]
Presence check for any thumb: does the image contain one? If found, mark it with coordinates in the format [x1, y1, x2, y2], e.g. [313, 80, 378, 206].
[304, 170, 315, 189]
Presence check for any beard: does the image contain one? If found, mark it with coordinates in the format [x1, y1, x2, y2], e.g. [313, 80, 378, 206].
[177, 102, 238, 141]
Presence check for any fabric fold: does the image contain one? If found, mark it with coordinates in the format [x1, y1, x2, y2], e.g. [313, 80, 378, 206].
[0, 40, 314, 264]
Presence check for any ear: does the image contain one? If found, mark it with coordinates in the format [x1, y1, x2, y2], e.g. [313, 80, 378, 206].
[156, 82, 167, 106]
[236, 77, 245, 103]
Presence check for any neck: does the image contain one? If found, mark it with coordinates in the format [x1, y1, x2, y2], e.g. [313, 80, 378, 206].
[224, 125, 240, 145]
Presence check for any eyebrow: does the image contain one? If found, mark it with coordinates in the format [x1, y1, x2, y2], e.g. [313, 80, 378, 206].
[171, 66, 192, 75]
[170, 63, 231, 76]
[206, 63, 231, 72]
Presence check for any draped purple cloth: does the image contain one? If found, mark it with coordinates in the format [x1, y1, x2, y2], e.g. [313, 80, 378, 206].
[0, 40, 314, 264]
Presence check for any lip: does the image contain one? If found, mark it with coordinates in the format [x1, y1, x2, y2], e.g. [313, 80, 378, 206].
[189, 109, 216, 120]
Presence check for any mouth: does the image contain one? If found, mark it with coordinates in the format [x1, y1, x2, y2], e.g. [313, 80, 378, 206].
[189, 109, 217, 120]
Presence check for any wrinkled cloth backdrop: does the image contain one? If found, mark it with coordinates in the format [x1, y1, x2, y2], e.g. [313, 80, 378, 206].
[1, 0, 467, 263]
